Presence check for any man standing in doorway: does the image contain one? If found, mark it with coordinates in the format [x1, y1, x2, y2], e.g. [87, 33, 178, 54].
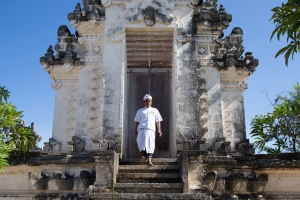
[134, 94, 163, 166]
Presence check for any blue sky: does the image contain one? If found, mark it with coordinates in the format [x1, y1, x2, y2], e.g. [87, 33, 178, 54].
[0, 1, 299, 147]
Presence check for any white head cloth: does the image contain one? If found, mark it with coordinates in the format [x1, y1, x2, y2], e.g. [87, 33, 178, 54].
[143, 94, 152, 100]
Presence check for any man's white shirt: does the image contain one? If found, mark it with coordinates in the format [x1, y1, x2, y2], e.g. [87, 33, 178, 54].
[134, 106, 163, 131]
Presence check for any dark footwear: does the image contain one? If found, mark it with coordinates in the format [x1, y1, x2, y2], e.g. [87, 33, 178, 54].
[147, 161, 154, 166]
[141, 150, 146, 159]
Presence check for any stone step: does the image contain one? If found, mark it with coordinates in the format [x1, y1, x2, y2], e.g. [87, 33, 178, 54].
[118, 165, 179, 173]
[114, 183, 183, 193]
[120, 158, 178, 165]
[118, 172, 180, 179]
[117, 173, 181, 183]
[91, 193, 208, 200]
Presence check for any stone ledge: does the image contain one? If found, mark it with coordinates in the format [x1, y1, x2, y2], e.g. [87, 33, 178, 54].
[89, 193, 208, 199]
[0, 191, 86, 199]
[233, 153, 300, 168]
[36, 154, 95, 165]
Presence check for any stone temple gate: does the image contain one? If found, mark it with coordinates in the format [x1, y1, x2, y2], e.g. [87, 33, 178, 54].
[40, 0, 257, 158]
[2, 0, 300, 200]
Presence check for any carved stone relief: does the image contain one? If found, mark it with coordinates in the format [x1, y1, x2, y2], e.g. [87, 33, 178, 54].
[122, 0, 173, 26]
[67, 136, 85, 152]
[107, 23, 125, 43]
[106, 0, 174, 43]
[29, 169, 95, 191]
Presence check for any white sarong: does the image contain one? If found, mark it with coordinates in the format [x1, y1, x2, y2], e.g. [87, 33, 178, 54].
[136, 128, 155, 153]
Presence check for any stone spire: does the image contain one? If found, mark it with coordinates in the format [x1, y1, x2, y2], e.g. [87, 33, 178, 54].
[213, 27, 259, 72]
[40, 25, 84, 70]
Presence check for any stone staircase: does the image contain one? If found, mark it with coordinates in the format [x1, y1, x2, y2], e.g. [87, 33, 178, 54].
[92, 158, 208, 199]
[115, 158, 182, 194]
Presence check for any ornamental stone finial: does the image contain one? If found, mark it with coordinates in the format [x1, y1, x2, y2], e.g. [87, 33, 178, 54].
[194, 1, 232, 28]
[213, 27, 258, 72]
[40, 25, 84, 71]
[68, 1, 105, 27]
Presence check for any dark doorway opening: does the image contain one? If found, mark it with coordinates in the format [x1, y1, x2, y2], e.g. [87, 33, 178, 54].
[126, 69, 171, 158]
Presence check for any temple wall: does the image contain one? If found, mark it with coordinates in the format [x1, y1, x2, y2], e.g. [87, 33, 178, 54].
[0, 163, 95, 197]
[262, 168, 300, 198]
[2, 158, 300, 199]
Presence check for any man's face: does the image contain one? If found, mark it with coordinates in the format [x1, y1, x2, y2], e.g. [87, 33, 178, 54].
[144, 98, 152, 108]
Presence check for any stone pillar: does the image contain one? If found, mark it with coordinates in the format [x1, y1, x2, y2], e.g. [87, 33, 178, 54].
[100, 5, 125, 153]
[88, 151, 119, 197]
[51, 80, 78, 153]
[75, 66, 102, 151]
[220, 70, 250, 153]
[67, 2, 106, 152]
[202, 67, 223, 150]
[174, 6, 199, 152]
[73, 34, 104, 151]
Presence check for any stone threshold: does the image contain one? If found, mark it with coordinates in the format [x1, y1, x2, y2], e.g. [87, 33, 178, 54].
[118, 165, 179, 170]
[117, 172, 180, 178]
[114, 183, 183, 188]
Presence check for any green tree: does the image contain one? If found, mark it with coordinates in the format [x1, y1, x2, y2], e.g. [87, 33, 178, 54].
[270, 0, 300, 66]
[250, 84, 300, 155]
[0, 86, 11, 172]
[0, 86, 10, 105]
[0, 87, 36, 171]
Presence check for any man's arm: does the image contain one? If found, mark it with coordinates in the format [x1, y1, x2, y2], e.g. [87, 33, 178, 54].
[156, 121, 162, 137]
[134, 122, 139, 138]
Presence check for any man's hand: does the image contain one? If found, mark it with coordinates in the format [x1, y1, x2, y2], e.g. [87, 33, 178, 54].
[134, 122, 139, 138]
[158, 129, 162, 137]
[156, 121, 162, 137]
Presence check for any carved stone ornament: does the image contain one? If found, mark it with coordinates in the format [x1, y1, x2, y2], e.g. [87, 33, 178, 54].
[107, 23, 125, 43]
[238, 82, 248, 92]
[43, 138, 61, 153]
[121, 0, 173, 26]
[193, 1, 232, 28]
[67, 136, 85, 152]
[107, 0, 174, 43]
[53, 170, 74, 190]
[236, 139, 255, 155]
[213, 27, 259, 72]
[68, 2, 105, 27]
[40, 25, 85, 71]
[30, 122, 42, 151]
[28, 170, 50, 190]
